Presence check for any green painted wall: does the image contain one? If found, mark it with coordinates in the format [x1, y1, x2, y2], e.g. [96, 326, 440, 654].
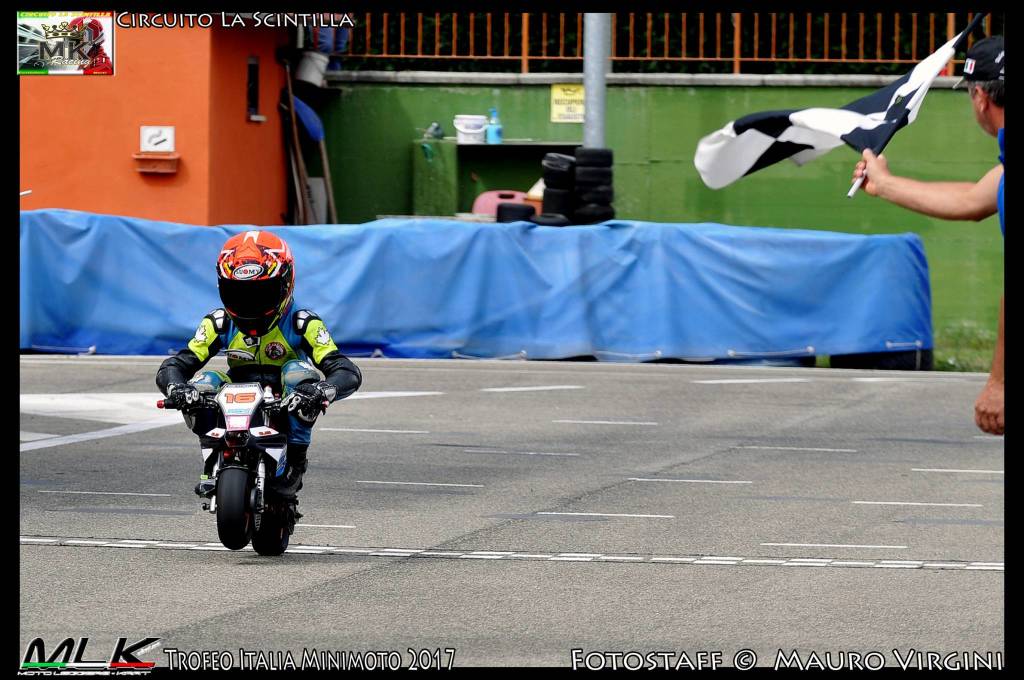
[314, 83, 1003, 369]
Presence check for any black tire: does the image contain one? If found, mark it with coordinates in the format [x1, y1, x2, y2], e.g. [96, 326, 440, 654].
[573, 203, 616, 224]
[577, 184, 614, 204]
[216, 467, 253, 550]
[829, 349, 933, 371]
[529, 212, 572, 226]
[496, 203, 536, 223]
[251, 506, 290, 556]
[543, 166, 574, 190]
[543, 187, 575, 215]
[575, 166, 613, 186]
[541, 153, 575, 172]
[574, 147, 614, 167]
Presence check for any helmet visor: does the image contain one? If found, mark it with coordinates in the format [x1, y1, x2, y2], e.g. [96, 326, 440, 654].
[218, 277, 286, 321]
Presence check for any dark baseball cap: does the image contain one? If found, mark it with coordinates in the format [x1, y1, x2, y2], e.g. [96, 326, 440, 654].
[954, 35, 1004, 88]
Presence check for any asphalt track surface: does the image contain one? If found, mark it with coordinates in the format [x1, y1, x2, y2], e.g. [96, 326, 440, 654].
[20, 356, 1004, 669]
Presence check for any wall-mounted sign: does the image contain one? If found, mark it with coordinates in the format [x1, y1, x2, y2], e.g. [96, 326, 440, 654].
[551, 84, 585, 123]
[140, 126, 175, 152]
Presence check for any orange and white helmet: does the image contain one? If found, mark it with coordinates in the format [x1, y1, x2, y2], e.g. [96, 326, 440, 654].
[216, 230, 295, 336]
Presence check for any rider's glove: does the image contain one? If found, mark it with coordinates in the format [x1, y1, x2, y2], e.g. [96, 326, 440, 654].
[166, 383, 203, 412]
[284, 381, 337, 424]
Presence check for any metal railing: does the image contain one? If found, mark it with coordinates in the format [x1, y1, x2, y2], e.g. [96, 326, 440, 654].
[331, 12, 1000, 75]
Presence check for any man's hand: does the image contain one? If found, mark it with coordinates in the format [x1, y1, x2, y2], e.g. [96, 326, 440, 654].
[974, 380, 1004, 435]
[852, 149, 891, 196]
[166, 383, 203, 412]
[284, 381, 337, 424]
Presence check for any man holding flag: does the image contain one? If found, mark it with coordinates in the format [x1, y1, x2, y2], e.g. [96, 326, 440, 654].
[853, 36, 1004, 436]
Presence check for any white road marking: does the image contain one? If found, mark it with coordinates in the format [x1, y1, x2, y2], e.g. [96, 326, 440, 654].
[853, 501, 984, 508]
[481, 385, 584, 392]
[320, 428, 430, 434]
[973, 435, 1004, 440]
[553, 420, 658, 426]
[912, 468, 1004, 474]
[20, 419, 178, 452]
[355, 480, 484, 488]
[735, 445, 858, 453]
[536, 512, 674, 519]
[296, 524, 357, 529]
[20, 431, 58, 441]
[629, 478, 752, 485]
[20, 393, 182, 425]
[38, 490, 173, 497]
[874, 563, 920, 569]
[346, 391, 445, 400]
[20, 537, 1001, 571]
[762, 542, 908, 550]
[692, 378, 810, 384]
[462, 449, 581, 457]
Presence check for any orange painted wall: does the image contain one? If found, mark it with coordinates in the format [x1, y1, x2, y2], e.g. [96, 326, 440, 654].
[208, 26, 289, 226]
[20, 25, 288, 226]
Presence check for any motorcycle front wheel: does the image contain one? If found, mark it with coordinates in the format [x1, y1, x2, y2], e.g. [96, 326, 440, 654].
[216, 467, 254, 550]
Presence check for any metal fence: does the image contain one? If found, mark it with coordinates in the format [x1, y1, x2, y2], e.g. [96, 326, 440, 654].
[330, 12, 1001, 74]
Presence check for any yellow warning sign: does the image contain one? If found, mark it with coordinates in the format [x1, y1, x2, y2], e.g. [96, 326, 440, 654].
[551, 83, 585, 123]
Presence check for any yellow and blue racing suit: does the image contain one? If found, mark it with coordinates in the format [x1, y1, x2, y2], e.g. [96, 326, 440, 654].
[156, 303, 362, 446]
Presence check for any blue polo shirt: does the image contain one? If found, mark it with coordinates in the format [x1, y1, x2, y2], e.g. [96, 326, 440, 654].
[998, 127, 1004, 237]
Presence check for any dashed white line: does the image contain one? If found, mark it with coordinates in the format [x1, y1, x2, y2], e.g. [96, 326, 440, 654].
[38, 490, 173, 497]
[629, 478, 753, 485]
[692, 378, 810, 384]
[552, 420, 659, 426]
[355, 480, 484, 488]
[21, 537, 1002, 571]
[481, 385, 584, 393]
[735, 445, 858, 453]
[320, 428, 431, 434]
[462, 449, 581, 457]
[762, 542, 908, 550]
[536, 512, 675, 519]
[912, 468, 1004, 474]
[853, 501, 984, 508]
[296, 524, 357, 529]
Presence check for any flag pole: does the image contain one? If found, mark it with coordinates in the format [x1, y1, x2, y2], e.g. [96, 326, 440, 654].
[848, 11, 987, 198]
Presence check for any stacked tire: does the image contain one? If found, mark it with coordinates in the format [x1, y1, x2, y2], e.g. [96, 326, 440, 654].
[534, 153, 577, 226]
[572, 147, 614, 224]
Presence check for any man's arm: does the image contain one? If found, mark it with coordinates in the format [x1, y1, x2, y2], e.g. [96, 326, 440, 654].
[297, 312, 362, 401]
[853, 150, 1001, 222]
[155, 313, 223, 395]
[974, 296, 1004, 435]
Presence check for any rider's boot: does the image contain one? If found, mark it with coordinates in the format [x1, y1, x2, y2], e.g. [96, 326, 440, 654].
[276, 444, 308, 500]
[194, 434, 220, 498]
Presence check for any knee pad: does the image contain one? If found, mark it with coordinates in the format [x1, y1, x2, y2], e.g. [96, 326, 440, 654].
[188, 370, 231, 394]
[281, 360, 321, 393]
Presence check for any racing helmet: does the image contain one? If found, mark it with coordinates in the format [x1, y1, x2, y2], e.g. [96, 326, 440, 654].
[68, 17, 105, 57]
[216, 231, 295, 336]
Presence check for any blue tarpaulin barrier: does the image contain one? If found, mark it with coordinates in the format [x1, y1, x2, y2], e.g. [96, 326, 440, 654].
[20, 209, 932, 360]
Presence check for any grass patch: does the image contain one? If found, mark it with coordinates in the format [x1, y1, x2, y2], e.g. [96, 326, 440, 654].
[932, 320, 996, 372]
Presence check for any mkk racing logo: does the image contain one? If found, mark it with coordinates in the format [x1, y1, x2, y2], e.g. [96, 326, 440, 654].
[18, 13, 115, 75]
[20, 637, 159, 675]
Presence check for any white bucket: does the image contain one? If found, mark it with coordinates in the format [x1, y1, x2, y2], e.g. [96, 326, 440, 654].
[295, 51, 329, 87]
[453, 114, 487, 144]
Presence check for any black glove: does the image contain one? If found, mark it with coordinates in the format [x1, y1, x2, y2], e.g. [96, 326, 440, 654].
[166, 383, 203, 412]
[284, 381, 337, 423]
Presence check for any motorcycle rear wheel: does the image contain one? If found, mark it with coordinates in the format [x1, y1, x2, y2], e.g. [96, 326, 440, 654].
[251, 506, 290, 556]
[216, 467, 254, 550]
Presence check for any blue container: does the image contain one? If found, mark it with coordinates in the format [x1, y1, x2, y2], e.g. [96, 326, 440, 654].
[486, 107, 503, 144]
